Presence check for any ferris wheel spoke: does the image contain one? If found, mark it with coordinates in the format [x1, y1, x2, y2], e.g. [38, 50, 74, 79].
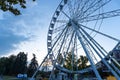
[50, 26, 68, 52]
[77, 24, 117, 74]
[59, 32, 71, 53]
[52, 30, 71, 59]
[63, 31, 75, 57]
[61, 32, 75, 63]
[53, 24, 66, 33]
[79, 24, 120, 42]
[72, 25, 102, 79]
[81, 28, 108, 56]
[78, 26, 120, 79]
[53, 29, 74, 49]
[55, 27, 70, 61]
[71, 0, 84, 16]
[53, 27, 73, 54]
[79, 9, 120, 22]
[80, 26, 120, 70]
[78, 32, 100, 64]
[56, 20, 68, 23]
[67, 0, 74, 16]
[61, 10, 71, 20]
[52, 25, 68, 41]
[75, 0, 97, 18]
[49, 26, 71, 79]
[77, 0, 111, 20]
[75, 0, 91, 17]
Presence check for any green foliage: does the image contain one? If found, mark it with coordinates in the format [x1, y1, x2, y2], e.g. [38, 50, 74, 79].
[0, 0, 35, 15]
[63, 52, 77, 70]
[57, 53, 63, 65]
[77, 55, 88, 70]
[63, 52, 89, 70]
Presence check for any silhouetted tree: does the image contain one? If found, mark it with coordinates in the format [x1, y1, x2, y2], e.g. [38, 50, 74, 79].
[0, 55, 17, 75]
[27, 53, 38, 77]
[7, 55, 17, 75]
[0, 57, 8, 75]
[13, 52, 27, 75]
[0, 0, 35, 15]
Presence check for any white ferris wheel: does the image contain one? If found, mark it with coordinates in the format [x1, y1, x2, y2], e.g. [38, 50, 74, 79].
[32, 0, 120, 80]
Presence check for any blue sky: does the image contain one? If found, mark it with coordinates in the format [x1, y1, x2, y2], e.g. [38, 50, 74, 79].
[0, 0, 120, 62]
[0, 0, 61, 62]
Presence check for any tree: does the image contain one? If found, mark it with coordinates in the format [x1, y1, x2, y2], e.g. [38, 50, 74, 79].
[0, 57, 8, 75]
[63, 52, 89, 70]
[27, 53, 38, 77]
[57, 53, 64, 65]
[0, 0, 35, 15]
[13, 52, 27, 75]
[77, 55, 88, 70]
[7, 55, 17, 75]
[63, 52, 77, 70]
[0, 55, 17, 76]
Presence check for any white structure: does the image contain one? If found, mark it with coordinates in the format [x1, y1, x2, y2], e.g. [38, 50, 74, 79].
[31, 0, 120, 80]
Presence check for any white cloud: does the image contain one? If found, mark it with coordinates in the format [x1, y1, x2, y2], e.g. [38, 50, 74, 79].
[7, 34, 47, 64]
[6, 14, 49, 63]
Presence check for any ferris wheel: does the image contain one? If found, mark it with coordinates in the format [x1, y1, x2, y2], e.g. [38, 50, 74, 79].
[32, 0, 120, 80]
